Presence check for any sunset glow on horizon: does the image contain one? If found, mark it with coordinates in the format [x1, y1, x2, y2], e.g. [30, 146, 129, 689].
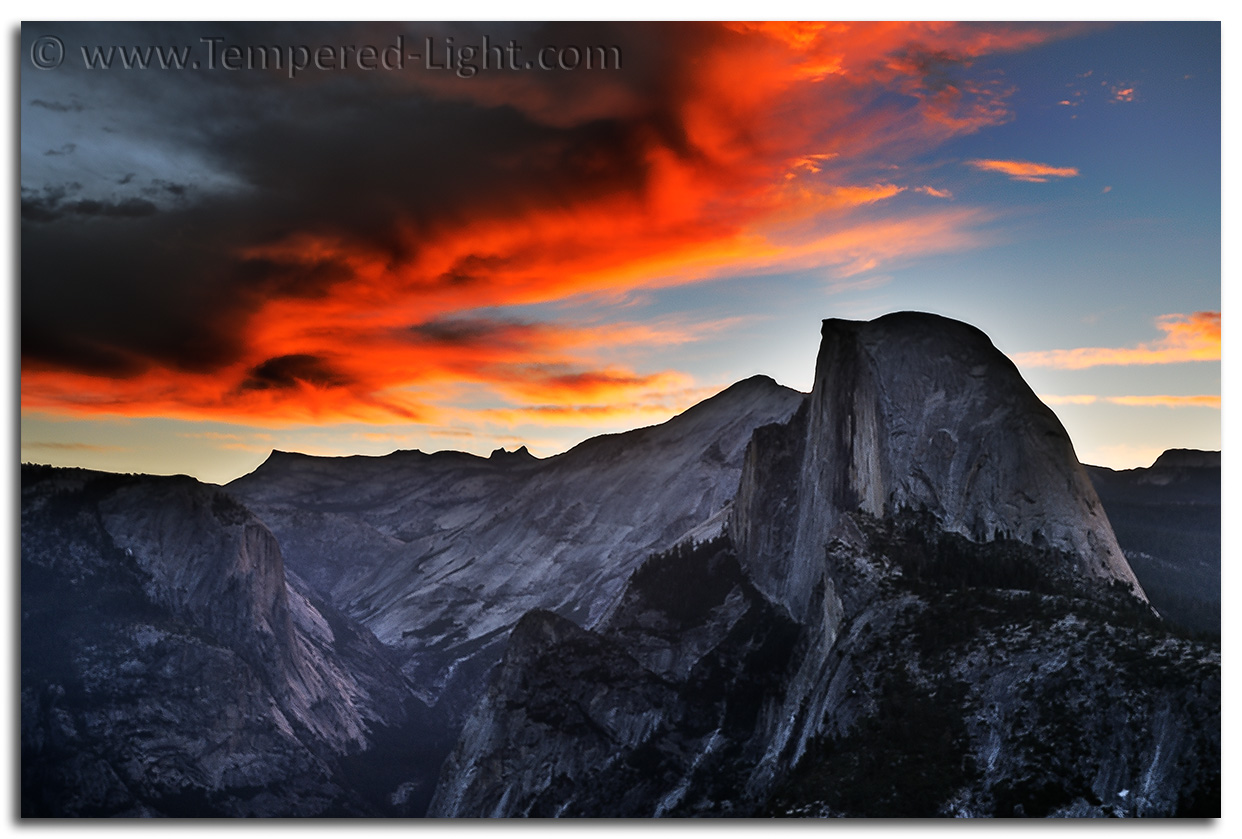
[20, 22, 1220, 482]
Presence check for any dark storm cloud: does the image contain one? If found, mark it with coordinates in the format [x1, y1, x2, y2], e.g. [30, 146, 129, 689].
[241, 354, 350, 391]
[21, 184, 157, 222]
[410, 318, 538, 347]
[21, 192, 269, 374]
[29, 98, 85, 112]
[66, 197, 158, 218]
[143, 179, 190, 198]
[43, 143, 77, 156]
[20, 21, 711, 378]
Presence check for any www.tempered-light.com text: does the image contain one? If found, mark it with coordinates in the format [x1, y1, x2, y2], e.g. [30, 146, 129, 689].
[29, 35, 623, 77]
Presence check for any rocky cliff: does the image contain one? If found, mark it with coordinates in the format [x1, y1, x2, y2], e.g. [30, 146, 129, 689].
[429, 524, 1218, 817]
[428, 538, 802, 816]
[20, 466, 446, 817]
[731, 313, 1141, 627]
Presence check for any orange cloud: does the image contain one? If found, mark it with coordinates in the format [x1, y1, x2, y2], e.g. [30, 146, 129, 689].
[23, 23, 1076, 429]
[967, 158, 1080, 182]
[1040, 394, 1099, 405]
[20, 314, 739, 433]
[1107, 395, 1220, 408]
[483, 383, 724, 428]
[1040, 393, 1220, 409]
[1014, 312, 1221, 370]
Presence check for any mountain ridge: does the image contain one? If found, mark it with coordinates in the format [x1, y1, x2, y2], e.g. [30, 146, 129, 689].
[1084, 449, 1220, 636]
[239, 374, 794, 480]
[226, 372, 805, 716]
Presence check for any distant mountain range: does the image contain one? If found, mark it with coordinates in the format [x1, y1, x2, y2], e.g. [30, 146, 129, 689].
[1085, 450, 1220, 636]
[21, 312, 1219, 817]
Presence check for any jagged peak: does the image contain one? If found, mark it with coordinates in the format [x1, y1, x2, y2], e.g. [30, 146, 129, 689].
[490, 445, 536, 460]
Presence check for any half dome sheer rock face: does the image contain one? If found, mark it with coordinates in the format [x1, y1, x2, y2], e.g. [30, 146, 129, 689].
[731, 312, 1143, 627]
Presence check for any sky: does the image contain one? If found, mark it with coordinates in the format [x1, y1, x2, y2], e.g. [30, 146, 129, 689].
[18, 21, 1221, 484]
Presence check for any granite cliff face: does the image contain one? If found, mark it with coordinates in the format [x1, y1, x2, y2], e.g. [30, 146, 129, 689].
[21, 467, 445, 817]
[720, 313, 1152, 785]
[428, 539, 802, 817]
[732, 313, 1141, 627]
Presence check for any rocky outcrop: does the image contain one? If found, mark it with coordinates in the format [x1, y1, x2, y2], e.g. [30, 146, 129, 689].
[1150, 449, 1220, 470]
[428, 538, 802, 817]
[429, 521, 1218, 817]
[763, 515, 1219, 818]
